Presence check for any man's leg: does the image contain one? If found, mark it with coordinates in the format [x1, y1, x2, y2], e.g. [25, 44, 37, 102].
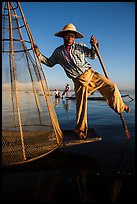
[72, 69, 95, 139]
[88, 72, 130, 113]
[66, 90, 69, 97]
[73, 80, 88, 138]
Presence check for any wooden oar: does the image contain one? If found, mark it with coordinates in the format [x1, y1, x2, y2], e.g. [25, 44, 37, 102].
[93, 44, 131, 140]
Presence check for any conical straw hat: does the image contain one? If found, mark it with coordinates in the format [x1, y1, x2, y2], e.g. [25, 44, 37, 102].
[55, 23, 84, 38]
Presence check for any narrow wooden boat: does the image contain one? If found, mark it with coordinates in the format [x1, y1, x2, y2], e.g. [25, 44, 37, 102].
[65, 94, 134, 101]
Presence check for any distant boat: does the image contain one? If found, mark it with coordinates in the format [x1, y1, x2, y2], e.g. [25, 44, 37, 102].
[65, 94, 134, 101]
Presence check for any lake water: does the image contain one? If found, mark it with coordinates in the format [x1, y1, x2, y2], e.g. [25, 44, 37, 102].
[53, 89, 135, 170]
[53, 89, 135, 139]
[2, 89, 135, 203]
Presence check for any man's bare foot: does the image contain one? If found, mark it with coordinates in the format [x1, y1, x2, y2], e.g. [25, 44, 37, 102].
[124, 105, 130, 113]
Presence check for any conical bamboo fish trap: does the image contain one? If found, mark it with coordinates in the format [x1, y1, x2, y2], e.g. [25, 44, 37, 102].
[2, 2, 63, 165]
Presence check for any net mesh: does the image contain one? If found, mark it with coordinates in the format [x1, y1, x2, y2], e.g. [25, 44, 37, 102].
[2, 2, 63, 165]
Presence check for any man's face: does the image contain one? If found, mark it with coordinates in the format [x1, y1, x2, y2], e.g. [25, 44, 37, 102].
[63, 32, 75, 46]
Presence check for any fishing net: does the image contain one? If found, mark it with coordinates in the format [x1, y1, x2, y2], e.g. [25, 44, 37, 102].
[2, 2, 63, 165]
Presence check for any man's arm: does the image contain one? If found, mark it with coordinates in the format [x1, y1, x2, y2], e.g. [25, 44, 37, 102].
[33, 44, 51, 66]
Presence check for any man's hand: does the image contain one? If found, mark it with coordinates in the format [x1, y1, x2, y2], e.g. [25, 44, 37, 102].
[90, 35, 98, 47]
[33, 44, 40, 56]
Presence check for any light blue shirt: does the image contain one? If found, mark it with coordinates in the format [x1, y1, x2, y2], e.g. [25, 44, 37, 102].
[39, 42, 97, 79]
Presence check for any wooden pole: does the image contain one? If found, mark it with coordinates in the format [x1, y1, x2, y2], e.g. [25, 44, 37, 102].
[93, 44, 131, 140]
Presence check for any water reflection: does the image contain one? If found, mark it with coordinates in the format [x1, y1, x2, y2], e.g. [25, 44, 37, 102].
[54, 97, 70, 112]
[62, 98, 70, 112]
[55, 97, 60, 107]
[2, 150, 129, 203]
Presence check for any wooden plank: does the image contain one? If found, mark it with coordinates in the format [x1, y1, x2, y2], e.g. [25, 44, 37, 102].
[61, 128, 102, 147]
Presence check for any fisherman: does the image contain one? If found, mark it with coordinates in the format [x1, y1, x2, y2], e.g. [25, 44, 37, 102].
[54, 88, 61, 98]
[62, 83, 70, 97]
[33, 23, 130, 140]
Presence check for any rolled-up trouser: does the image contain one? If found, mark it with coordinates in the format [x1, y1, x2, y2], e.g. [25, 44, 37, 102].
[72, 68, 126, 134]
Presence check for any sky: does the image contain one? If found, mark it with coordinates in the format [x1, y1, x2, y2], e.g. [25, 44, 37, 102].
[20, 2, 135, 90]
